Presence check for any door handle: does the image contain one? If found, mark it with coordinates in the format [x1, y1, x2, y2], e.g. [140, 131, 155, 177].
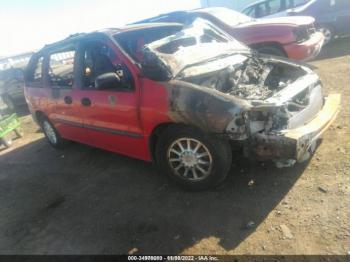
[81, 97, 91, 107]
[64, 96, 73, 105]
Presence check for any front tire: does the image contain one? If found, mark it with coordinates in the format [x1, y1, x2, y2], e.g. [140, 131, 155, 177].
[319, 26, 333, 45]
[41, 118, 67, 149]
[155, 125, 232, 191]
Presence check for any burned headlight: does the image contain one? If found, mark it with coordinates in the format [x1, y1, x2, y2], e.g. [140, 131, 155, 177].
[248, 107, 289, 134]
[226, 112, 248, 140]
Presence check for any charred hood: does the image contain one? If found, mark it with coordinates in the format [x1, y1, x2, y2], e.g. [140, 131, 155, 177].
[140, 19, 313, 103]
[140, 18, 250, 81]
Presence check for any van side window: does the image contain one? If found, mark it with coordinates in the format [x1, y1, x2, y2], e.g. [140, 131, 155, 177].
[81, 41, 134, 91]
[33, 57, 44, 83]
[49, 50, 75, 88]
[26, 56, 44, 87]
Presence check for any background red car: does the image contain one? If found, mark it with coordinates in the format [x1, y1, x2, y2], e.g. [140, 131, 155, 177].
[133, 7, 324, 61]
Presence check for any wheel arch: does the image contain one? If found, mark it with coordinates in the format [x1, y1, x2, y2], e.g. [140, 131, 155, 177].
[317, 23, 335, 44]
[153, 123, 233, 190]
[149, 122, 175, 163]
[149, 122, 235, 163]
[34, 110, 46, 125]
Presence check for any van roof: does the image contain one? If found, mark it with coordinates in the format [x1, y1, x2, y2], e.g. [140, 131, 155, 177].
[39, 22, 183, 52]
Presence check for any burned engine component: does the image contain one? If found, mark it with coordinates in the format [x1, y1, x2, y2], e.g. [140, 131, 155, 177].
[181, 56, 306, 101]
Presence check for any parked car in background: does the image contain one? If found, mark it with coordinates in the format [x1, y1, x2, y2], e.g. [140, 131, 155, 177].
[25, 20, 340, 190]
[242, 0, 350, 45]
[0, 52, 33, 71]
[242, 0, 311, 18]
[0, 66, 27, 110]
[0, 52, 33, 110]
[132, 7, 324, 61]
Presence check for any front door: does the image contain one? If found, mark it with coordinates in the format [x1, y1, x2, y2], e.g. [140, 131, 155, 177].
[75, 38, 148, 160]
[46, 46, 89, 144]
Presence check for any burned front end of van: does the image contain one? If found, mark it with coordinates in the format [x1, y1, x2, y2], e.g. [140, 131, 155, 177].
[141, 19, 341, 166]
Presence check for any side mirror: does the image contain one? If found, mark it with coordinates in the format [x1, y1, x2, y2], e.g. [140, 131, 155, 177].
[95, 72, 121, 90]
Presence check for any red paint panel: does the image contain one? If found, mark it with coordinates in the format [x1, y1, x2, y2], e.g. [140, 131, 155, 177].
[80, 89, 151, 161]
[139, 78, 172, 137]
[25, 36, 174, 163]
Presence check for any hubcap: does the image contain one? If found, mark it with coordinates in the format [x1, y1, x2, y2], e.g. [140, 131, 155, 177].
[319, 28, 332, 45]
[43, 121, 57, 144]
[167, 138, 213, 182]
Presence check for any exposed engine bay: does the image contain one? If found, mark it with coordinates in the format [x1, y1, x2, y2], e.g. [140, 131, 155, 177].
[181, 55, 307, 101]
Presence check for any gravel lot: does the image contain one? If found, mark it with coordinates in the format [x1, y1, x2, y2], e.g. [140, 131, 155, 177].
[0, 38, 349, 255]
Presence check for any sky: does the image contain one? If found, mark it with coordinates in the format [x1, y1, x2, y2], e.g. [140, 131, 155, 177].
[0, 0, 201, 57]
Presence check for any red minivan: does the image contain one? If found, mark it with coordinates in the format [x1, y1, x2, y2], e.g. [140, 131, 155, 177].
[25, 21, 340, 190]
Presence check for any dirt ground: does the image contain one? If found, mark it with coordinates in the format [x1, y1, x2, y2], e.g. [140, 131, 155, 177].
[0, 38, 349, 255]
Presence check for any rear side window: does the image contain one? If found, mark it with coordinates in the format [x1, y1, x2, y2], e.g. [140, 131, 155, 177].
[255, 1, 283, 17]
[33, 58, 43, 82]
[48, 50, 75, 88]
[243, 6, 256, 17]
[25, 56, 44, 87]
[254, 3, 264, 18]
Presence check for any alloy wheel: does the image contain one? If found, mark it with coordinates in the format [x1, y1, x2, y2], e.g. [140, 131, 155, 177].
[167, 138, 213, 182]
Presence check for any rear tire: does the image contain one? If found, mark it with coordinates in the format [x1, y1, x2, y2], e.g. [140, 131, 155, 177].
[256, 46, 287, 57]
[155, 125, 232, 191]
[40, 117, 67, 149]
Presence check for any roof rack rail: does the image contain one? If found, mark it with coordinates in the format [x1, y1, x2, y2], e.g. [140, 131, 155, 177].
[43, 32, 87, 49]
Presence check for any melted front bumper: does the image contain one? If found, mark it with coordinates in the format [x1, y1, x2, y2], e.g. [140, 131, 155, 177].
[283, 94, 341, 161]
[253, 94, 341, 162]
